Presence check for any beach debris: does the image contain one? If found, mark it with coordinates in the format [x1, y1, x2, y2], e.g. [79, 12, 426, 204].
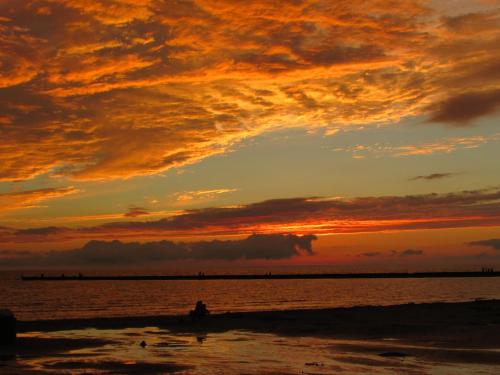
[189, 301, 210, 319]
[0, 309, 16, 346]
[140, 340, 147, 348]
[379, 352, 409, 358]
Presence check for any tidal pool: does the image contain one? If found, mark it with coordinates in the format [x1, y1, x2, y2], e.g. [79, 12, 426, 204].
[2, 327, 500, 374]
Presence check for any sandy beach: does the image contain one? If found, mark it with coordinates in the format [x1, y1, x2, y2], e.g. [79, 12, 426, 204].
[3, 299, 499, 373]
[18, 299, 500, 347]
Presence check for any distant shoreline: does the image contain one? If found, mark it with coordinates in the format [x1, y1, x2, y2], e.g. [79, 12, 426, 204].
[20, 270, 500, 281]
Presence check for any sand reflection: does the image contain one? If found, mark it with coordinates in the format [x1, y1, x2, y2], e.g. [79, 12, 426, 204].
[2, 327, 498, 374]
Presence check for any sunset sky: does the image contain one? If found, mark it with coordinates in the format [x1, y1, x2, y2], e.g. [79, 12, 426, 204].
[1, 0, 499, 270]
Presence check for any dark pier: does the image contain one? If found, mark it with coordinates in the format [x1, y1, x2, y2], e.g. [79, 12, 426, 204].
[21, 271, 500, 281]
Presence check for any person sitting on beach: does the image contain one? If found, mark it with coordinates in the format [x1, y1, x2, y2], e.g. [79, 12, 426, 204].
[190, 300, 210, 319]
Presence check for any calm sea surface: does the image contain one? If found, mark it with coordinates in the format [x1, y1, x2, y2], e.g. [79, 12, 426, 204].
[1, 268, 500, 321]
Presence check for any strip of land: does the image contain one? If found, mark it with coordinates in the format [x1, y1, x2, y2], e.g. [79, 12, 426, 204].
[17, 299, 500, 349]
[20, 271, 500, 281]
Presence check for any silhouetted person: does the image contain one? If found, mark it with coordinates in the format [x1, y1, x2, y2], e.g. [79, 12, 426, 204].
[140, 340, 147, 348]
[190, 300, 209, 319]
[196, 335, 206, 343]
[0, 309, 16, 346]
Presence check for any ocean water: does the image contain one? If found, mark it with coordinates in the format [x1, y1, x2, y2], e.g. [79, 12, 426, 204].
[1, 269, 500, 321]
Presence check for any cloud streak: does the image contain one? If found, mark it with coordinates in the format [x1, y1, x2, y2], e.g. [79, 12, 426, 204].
[1, 187, 499, 244]
[467, 239, 500, 250]
[360, 249, 424, 257]
[0, 187, 80, 211]
[334, 134, 500, 158]
[173, 189, 237, 203]
[123, 206, 150, 218]
[410, 173, 456, 181]
[393, 249, 424, 257]
[360, 252, 382, 257]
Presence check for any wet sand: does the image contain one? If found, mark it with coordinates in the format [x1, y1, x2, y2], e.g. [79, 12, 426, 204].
[18, 299, 500, 348]
[4, 300, 500, 373]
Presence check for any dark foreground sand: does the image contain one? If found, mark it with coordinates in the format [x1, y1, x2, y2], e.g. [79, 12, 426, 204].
[18, 299, 500, 348]
[3, 300, 500, 373]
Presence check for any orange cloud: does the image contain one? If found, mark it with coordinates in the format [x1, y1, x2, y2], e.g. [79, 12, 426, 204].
[10, 209, 181, 227]
[1, 187, 499, 244]
[173, 188, 237, 203]
[0, 20, 42, 88]
[0, 186, 80, 211]
[48, 53, 160, 84]
[50, 0, 154, 25]
[334, 133, 500, 158]
[0, 0, 498, 183]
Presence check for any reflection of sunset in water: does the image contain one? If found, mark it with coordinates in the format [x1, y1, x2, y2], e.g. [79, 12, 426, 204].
[8, 327, 498, 374]
[3, 276, 500, 321]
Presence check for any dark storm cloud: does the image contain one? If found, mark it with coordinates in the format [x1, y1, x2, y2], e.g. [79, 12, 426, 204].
[0, 233, 316, 267]
[467, 239, 500, 250]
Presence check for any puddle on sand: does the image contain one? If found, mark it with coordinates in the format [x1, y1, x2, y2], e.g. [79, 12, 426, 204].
[1, 328, 499, 374]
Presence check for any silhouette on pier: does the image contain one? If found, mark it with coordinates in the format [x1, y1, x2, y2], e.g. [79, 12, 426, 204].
[20, 271, 500, 281]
